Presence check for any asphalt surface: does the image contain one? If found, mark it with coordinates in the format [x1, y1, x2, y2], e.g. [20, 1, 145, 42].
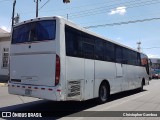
[0, 79, 160, 120]
[0, 75, 8, 87]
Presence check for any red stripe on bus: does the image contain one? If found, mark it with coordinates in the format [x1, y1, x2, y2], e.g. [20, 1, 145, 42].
[41, 88, 45, 90]
[34, 87, 38, 89]
[48, 88, 53, 91]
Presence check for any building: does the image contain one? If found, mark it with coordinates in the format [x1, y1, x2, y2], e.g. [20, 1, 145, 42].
[0, 28, 10, 76]
[150, 58, 160, 69]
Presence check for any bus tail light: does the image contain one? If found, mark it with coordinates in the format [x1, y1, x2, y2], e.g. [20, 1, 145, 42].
[55, 54, 60, 86]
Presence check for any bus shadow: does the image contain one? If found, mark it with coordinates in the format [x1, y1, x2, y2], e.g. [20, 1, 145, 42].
[109, 89, 147, 102]
[0, 89, 147, 119]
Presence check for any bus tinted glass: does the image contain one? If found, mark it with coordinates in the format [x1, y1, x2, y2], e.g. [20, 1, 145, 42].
[65, 25, 147, 67]
[141, 53, 149, 74]
[12, 20, 56, 44]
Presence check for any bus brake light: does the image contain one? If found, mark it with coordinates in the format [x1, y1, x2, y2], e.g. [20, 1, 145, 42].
[55, 55, 60, 86]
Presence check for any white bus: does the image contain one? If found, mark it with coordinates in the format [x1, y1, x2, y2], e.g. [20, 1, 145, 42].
[8, 16, 149, 103]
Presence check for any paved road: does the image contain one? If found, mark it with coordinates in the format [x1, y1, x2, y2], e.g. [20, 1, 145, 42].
[0, 75, 8, 87]
[0, 79, 160, 120]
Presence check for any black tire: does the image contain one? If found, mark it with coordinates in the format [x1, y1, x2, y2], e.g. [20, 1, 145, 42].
[139, 80, 144, 92]
[98, 82, 110, 104]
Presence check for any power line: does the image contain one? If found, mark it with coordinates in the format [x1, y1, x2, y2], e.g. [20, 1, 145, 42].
[79, 10, 160, 26]
[69, 0, 160, 19]
[17, 0, 160, 21]
[19, 0, 158, 16]
[69, 0, 138, 16]
[39, 0, 119, 13]
[84, 17, 160, 29]
[143, 47, 160, 49]
[19, 0, 119, 14]
[0, 0, 12, 2]
[39, 0, 51, 11]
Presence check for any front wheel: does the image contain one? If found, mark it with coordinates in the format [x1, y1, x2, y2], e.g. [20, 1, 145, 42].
[98, 82, 110, 104]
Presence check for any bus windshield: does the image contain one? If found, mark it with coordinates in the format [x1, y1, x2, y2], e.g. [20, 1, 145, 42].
[12, 20, 56, 44]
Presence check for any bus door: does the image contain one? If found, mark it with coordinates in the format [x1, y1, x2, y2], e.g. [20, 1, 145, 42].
[82, 42, 95, 100]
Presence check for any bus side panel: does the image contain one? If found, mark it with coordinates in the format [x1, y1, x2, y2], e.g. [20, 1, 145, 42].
[65, 57, 85, 101]
[125, 65, 135, 90]
[94, 61, 117, 97]
[134, 66, 144, 88]
[138, 67, 149, 85]
[59, 19, 67, 101]
[121, 64, 129, 91]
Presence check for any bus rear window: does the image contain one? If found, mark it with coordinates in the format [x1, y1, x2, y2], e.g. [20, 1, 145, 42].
[12, 20, 56, 44]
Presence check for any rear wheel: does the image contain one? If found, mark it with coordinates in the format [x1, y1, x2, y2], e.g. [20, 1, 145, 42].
[98, 82, 110, 104]
[139, 80, 144, 92]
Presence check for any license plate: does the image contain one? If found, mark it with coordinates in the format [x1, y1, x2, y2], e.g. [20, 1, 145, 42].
[25, 89, 32, 96]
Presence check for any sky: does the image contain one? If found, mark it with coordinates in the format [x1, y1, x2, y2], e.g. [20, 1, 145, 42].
[0, 0, 160, 58]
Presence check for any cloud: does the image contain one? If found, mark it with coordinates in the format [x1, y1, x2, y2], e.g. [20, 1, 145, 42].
[147, 54, 160, 58]
[1, 26, 10, 32]
[1, 26, 7, 30]
[108, 6, 126, 15]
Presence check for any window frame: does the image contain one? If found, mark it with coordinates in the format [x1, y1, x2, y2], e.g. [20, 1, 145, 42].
[12, 20, 56, 44]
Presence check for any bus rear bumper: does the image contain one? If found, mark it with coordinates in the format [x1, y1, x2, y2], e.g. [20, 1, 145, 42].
[8, 83, 63, 101]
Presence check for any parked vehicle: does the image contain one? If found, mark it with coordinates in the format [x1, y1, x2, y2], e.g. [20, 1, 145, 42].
[152, 73, 160, 79]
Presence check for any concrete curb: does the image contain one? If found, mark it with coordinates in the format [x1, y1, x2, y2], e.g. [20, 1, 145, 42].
[0, 83, 8, 87]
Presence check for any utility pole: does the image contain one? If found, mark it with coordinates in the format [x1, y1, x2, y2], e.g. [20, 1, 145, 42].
[12, 0, 16, 27]
[137, 41, 141, 52]
[34, 0, 41, 18]
[35, 0, 69, 18]
[14, 13, 20, 24]
[67, 14, 68, 20]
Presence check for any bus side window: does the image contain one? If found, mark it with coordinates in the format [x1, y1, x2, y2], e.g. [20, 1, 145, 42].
[141, 53, 149, 74]
[95, 39, 104, 61]
[122, 48, 128, 64]
[115, 45, 123, 63]
[65, 30, 75, 57]
[137, 53, 141, 66]
[65, 26, 82, 58]
[82, 43, 94, 59]
[104, 41, 115, 62]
